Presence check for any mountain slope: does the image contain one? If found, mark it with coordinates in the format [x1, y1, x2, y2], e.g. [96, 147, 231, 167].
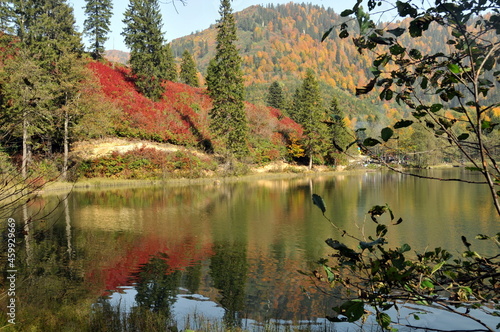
[170, 3, 395, 128]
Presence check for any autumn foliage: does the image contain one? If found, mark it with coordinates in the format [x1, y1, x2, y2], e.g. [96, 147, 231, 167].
[87, 61, 302, 163]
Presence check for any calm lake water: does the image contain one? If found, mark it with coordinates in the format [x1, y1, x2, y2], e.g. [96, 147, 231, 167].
[3, 169, 499, 331]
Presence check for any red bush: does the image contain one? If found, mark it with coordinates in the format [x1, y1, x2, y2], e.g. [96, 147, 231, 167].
[87, 61, 303, 156]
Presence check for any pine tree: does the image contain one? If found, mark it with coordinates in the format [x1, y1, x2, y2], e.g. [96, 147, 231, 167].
[122, 0, 168, 100]
[327, 96, 352, 165]
[2, 0, 84, 175]
[21, 0, 83, 66]
[206, 0, 248, 158]
[180, 49, 199, 87]
[83, 0, 113, 60]
[266, 81, 284, 109]
[0, 1, 14, 33]
[291, 69, 329, 169]
[164, 42, 177, 82]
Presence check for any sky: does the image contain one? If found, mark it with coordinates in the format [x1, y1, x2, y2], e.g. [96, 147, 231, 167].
[68, 0, 356, 52]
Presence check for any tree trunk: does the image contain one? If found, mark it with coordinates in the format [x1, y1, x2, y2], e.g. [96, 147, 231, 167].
[62, 109, 69, 181]
[308, 152, 313, 170]
[22, 112, 29, 179]
[64, 197, 73, 258]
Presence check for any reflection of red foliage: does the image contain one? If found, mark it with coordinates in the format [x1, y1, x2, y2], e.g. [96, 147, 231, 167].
[87, 234, 214, 295]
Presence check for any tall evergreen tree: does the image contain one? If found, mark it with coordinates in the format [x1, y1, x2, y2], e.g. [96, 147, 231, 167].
[0, 0, 14, 33]
[291, 69, 329, 169]
[164, 42, 177, 82]
[83, 0, 113, 60]
[122, 0, 168, 100]
[327, 96, 352, 165]
[206, 0, 248, 158]
[2, 0, 83, 175]
[179, 49, 199, 87]
[266, 81, 284, 110]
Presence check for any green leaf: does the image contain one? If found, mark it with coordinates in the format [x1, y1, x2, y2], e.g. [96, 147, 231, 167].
[430, 104, 443, 113]
[340, 300, 365, 322]
[339, 29, 349, 39]
[376, 224, 388, 237]
[312, 194, 326, 214]
[369, 36, 394, 45]
[340, 9, 354, 17]
[399, 243, 411, 253]
[431, 261, 445, 275]
[359, 238, 386, 250]
[447, 63, 462, 74]
[393, 217, 403, 225]
[389, 44, 406, 56]
[387, 27, 406, 37]
[376, 312, 392, 329]
[409, 49, 422, 59]
[381, 127, 394, 142]
[420, 77, 428, 89]
[394, 119, 413, 129]
[356, 78, 377, 95]
[457, 133, 469, 141]
[396, 1, 418, 17]
[420, 278, 435, 289]
[363, 137, 381, 147]
[321, 27, 334, 42]
[369, 205, 387, 219]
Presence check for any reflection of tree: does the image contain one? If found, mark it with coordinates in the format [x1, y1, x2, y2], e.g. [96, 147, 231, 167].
[0, 199, 89, 331]
[131, 253, 181, 315]
[209, 241, 248, 328]
[183, 263, 202, 294]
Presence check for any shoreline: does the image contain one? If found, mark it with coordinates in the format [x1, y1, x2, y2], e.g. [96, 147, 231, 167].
[39, 167, 349, 194]
[38, 162, 461, 195]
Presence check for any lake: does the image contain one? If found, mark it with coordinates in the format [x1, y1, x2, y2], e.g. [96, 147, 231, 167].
[3, 169, 499, 331]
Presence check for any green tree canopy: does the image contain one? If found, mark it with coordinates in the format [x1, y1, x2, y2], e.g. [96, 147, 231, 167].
[266, 81, 285, 110]
[0, 0, 83, 175]
[83, 0, 113, 60]
[179, 49, 199, 87]
[122, 0, 169, 100]
[206, 0, 249, 158]
[163, 42, 178, 82]
[291, 69, 329, 169]
[327, 96, 353, 165]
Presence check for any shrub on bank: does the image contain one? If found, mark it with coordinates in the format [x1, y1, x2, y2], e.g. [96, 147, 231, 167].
[77, 147, 217, 180]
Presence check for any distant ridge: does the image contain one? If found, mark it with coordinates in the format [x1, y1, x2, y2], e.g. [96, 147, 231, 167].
[104, 49, 130, 64]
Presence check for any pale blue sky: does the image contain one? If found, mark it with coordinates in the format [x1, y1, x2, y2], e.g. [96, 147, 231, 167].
[68, 0, 356, 52]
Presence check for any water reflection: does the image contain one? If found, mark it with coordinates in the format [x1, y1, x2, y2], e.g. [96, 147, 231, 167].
[2, 170, 498, 331]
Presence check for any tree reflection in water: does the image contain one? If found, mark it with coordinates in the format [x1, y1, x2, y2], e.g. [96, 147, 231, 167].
[210, 240, 248, 328]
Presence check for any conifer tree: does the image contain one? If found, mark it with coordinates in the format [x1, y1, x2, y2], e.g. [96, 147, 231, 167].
[122, 0, 168, 100]
[206, 0, 248, 158]
[83, 0, 113, 60]
[22, 0, 83, 66]
[291, 69, 329, 169]
[266, 81, 284, 110]
[2, 0, 83, 175]
[0, 1, 14, 33]
[327, 96, 352, 165]
[180, 49, 199, 87]
[164, 42, 177, 82]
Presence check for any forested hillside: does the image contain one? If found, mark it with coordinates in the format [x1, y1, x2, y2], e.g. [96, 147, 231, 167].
[170, 3, 499, 128]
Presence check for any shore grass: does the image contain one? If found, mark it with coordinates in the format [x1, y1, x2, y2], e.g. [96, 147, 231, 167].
[38, 167, 347, 194]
